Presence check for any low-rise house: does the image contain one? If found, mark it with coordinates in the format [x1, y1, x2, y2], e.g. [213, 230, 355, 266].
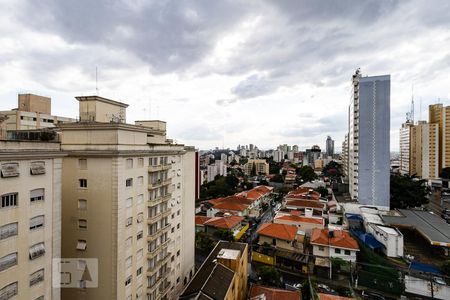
[249, 284, 302, 300]
[285, 199, 325, 217]
[274, 212, 325, 236]
[310, 229, 359, 262]
[195, 215, 211, 232]
[286, 187, 321, 201]
[206, 195, 253, 217]
[366, 223, 403, 257]
[204, 216, 244, 236]
[257, 223, 305, 253]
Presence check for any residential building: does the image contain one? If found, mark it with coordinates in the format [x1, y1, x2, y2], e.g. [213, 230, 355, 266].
[257, 223, 305, 253]
[305, 145, 321, 167]
[273, 150, 284, 162]
[274, 212, 325, 236]
[429, 104, 443, 173]
[366, 223, 403, 257]
[0, 94, 75, 132]
[249, 284, 301, 300]
[204, 216, 244, 237]
[59, 96, 195, 300]
[207, 160, 227, 182]
[348, 69, 390, 209]
[0, 132, 65, 300]
[442, 106, 450, 170]
[410, 121, 439, 179]
[206, 195, 253, 217]
[180, 241, 248, 300]
[342, 134, 348, 177]
[310, 229, 359, 262]
[244, 159, 269, 176]
[326, 136, 334, 157]
[314, 159, 324, 171]
[399, 122, 413, 175]
[194, 216, 211, 233]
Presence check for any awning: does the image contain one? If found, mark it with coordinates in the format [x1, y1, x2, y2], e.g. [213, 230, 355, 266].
[350, 229, 385, 250]
[409, 261, 441, 275]
[234, 223, 249, 241]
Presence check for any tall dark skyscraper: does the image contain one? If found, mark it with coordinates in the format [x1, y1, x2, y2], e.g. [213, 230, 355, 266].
[326, 136, 334, 157]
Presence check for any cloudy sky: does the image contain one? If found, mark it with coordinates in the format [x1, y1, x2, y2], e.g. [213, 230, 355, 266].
[1, 0, 449, 151]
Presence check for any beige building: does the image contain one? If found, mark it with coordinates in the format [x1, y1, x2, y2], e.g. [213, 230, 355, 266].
[243, 159, 269, 175]
[410, 121, 439, 179]
[0, 135, 65, 300]
[399, 122, 413, 175]
[0, 94, 75, 133]
[429, 104, 443, 173]
[342, 134, 348, 177]
[60, 96, 195, 300]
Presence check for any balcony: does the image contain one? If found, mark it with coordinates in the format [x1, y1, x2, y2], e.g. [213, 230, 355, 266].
[148, 164, 171, 173]
[147, 276, 162, 290]
[161, 209, 172, 218]
[148, 212, 162, 223]
[157, 268, 171, 281]
[159, 281, 171, 296]
[147, 228, 162, 241]
[160, 238, 171, 248]
[148, 193, 171, 206]
[148, 178, 172, 190]
[147, 245, 161, 258]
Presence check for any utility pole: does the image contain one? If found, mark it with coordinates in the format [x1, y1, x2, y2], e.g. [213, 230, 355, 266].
[430, 274, 434, 299]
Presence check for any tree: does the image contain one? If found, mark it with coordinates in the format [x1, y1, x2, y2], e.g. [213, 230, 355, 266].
[251, 162, 257, 176]
[315, 186, 328, 197]
[240, 158, 248, 165]
[297, 165, 317, 182]
[213, 229, 234, 241]
[230, 159, 238, 166]
[271, 174, 284, 183]
[322, 161, 343, 178]
[195, 232, 215, 253]
[257, 266, 281, 287]
[441, 260, 450, 276]
[259, 179, 269, 186]
[390, 174, 429, 209]
[441, 167, 450, 179]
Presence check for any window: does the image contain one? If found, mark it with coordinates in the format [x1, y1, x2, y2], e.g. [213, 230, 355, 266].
[78, 199, 87, 210]
[76, 240, 87, 251]
[126, 158, 133, 169]
[171, 227, 174, 233]
[137, 249, 143, 260]
[126, 178, 133, 187]
[138, 158, 144, 167]
[126, 236, 132, 247]
[344, 250, 351, 255]
[177, 250, 180, 257]
[35, 296, 44, 300]
[137, 176, 144, 185]
[137, 267, 143, 276]
[30, 188, 44, 202]
[30, 161, 45, 175]
[318, 246, 325, 251]
[0, 253, 17, 272]
[125, 275, 132, 286]
[1, 193, 18, 208]
[1, 162, 19, 178]
[137, 231, 143, 240]
[0, 282, 18, 299]
[30, 215, 45, 230]
[137, 213, 144, 223]
[78, 260, 86, 270]
[137, 194, 143, 204]
[126, 197, 133, 208]
[0, 222, 18, 240]
[79, 179, 87, 188]
[125, 256, 132, 269]
[177, 209, 180, 216]
[177, 223, 180, 229]
[78, 159, 87, 170]
[126, 217, 133, 227]
[30, 269, 44, 286]
[335, 248, 341, 254]
[78, 219, 87, 229]
[29, 242, 45, 260]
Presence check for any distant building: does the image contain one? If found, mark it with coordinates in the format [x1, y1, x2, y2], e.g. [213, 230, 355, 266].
[257, 223, 305, 253]
[326, 136, 334, 157]
[249, 284, 302, 300]
[180, 241, 248, 300]
[342, 134, 349, 177]
[410, 121, 439, 179]
[348, 69, 390, 209]
[399, 122, 413, 175]
[311, 229, 359, 262]
[305, 145, 321, 166]
[207, 160, 227, 182]
[244, 159, 269, 175]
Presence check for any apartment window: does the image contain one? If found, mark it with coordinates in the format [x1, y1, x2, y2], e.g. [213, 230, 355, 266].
[1, 193, 18, 208]
[171, 213, 175, 219]
[35, 296, 44, 300]
[137, 231, 143, 240]
[137, 249, 143, 260]
[30, 188, 44, 202]
[177, 250, 180, 257]
[125, 178, 133, 187]
[29, 269, 44, 286]
[177, 209, 180, 216]
[149, 157, 158, 166]
[126, 158, 133, 169]
[171, 227, 175, 233]
[344, 250, 351, 255]
[0, 253, 17, 272]
[78, 219, 87, 229]
[177, 223, 180, 229]
[76, 240, 87, 251]
[126, 197, 133, 208]
[126, 217, 133, 227]
[126, 236, 132, 248]
[30, 161, 45, 175]
[137, 194, 143, 204]
[136, 267, 143, 277]
[125, 256, 132, 269]
[0, 222, 18, 240]
[148, 206, 158, 218]
[78, 159, 87, 169]
[1, 162, 19, 178]
[318, 246, 325, 251]
[30, 215, 45, 230]
[78, 199, 87, 210]
[148, 274, 157, 287]
[177, 277, 180, 284]
[0, 282, 18, 299]
[137, 176, 144, 185]
[335, 248, 341, 254]
[29, 242, 45, 260]
[137, 213, 144, 223]
[138, 158, 144, 167]
[125, 275, 132, 286]
[79, 179, 87, 188]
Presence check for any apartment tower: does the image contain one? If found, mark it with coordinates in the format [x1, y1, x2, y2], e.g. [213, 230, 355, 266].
[325, 136, 334, 157]
[399, 122, 413, 175]
[348, 69, 390, 209]
[410, 121, 439, 179]
[60, 96, 195, 300]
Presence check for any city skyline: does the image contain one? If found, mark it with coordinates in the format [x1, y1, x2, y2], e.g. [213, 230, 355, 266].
[1, 1, 450, 150]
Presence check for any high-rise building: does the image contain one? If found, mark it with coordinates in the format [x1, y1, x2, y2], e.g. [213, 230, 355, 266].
[442, 106, 450, 170]
[342, 134, 349, 177]
[399, 122, 414, 175]
[0, 131, 65, 300]
[348, 69, 390, 209]
[325, 136, 334, 157]
[410, 121, 439, 179]
[59, 96, 195, 300]
[429, 104, 443, 173]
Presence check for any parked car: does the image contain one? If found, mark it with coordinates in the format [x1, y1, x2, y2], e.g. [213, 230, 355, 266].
[362, 291, 386, 300]
[433, 276, 446, 285]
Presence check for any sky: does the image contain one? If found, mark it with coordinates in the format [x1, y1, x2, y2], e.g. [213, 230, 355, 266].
[1, 0, 450, 151]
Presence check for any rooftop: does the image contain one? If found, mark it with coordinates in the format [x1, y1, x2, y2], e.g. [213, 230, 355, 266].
[257, 223, 299, 241]
[318, 293, 356, 300]
[311, 229, 359, 250]
[286, 199, 325, 209]
[75, 95, 129, 108]
[249, 284, 302, 300]
[195, 216, 212, 225]
[204, 216, 244, 229]
[274, 213, 324, 225]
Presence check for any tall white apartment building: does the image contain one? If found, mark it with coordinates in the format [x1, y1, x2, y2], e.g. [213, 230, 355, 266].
[206, 160, 227, 183]
[348, 69, 390, 209]
[60, 96, 195, 300]
[0, 134, 65, 300]
[342, 134, 349, 178]
[399, 122, 413, 175]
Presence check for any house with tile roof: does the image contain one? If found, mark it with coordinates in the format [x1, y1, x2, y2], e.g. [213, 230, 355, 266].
[310, 229, 360, 262]
[257, 223, 305, 253]
[195, 215, 211, 232]
[204, 216, 244, 236]
[285, 199, 326, 218]
[274, 212, 325, 236]
[249, 284, 302, 300]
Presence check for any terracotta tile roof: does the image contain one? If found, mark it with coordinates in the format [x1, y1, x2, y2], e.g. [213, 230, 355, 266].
[257, 223, 298, 241]
[318, 293, 355, 300]
[286, 193, 321, 201]
[275, 214, 324, 225]
[250, 284, 302, 300]
[286, 199, 325, 209]
[204, 216, 244, 229]
[311, 229, 359, 250]
[213, 201, 248, 212]
[237, 185, 273, 201]
[195, 216, 211, 225]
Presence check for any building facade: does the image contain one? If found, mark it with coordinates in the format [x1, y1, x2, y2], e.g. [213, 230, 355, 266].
[399, 122, 413, 175]
[348, 69, 390, 209]
[326, 136, 334, 157]
[59, 96, 195, 300]
[243, 159, 269, 176]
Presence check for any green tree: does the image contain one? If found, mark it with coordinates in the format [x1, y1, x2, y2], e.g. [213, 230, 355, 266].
[257, 266, 281, 287]
[240, 158, 248, 165]
[271, 174, 284, 183]
[440, 260, 450, 276]
[441, 167, 450, 179]
[195, 232, 215, 252]
[322, 161, 343, 178]
[251, 162, 257, 176]
[315, 186, 328, 197]
[297, 165, 317, 182]
[390, 174, 428, 209]
[213, 229, 234, 241]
